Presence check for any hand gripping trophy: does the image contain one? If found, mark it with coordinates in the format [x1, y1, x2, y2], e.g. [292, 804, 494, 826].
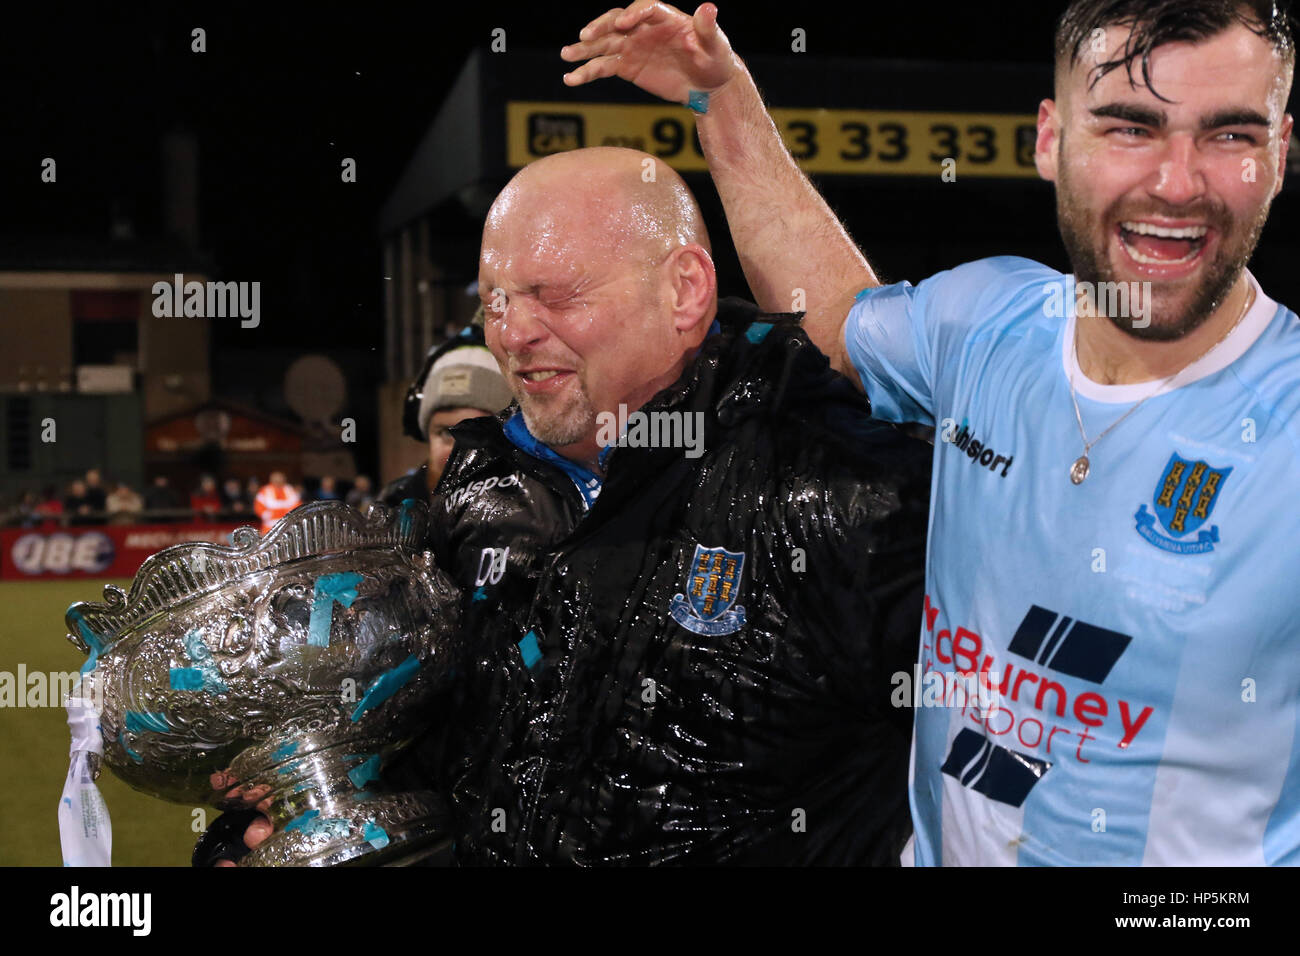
[59, 499, 459, 866]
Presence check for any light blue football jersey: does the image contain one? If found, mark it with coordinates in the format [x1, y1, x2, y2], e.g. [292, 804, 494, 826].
[844, 256, 1300, 865]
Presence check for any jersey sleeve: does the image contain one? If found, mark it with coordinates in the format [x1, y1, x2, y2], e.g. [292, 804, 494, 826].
[842, 257, 1043, 426]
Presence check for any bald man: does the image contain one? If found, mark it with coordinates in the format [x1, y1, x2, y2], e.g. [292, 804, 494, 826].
[213, 147, 931, 866]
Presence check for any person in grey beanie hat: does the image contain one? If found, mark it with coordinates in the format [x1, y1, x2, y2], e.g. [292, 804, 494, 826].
[384, 319, 513, 503]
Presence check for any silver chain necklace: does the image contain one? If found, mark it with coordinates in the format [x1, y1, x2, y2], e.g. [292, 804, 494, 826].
[1067, 288, 1253, 485]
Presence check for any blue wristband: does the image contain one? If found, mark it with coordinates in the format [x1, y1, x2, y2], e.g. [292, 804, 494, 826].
[687, 90, 710, 114]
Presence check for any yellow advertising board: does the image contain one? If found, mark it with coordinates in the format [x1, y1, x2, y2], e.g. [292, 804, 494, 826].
[507, 101, 1040, 178]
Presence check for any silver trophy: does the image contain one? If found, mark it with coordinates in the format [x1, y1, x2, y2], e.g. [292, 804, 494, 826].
[64, 500, 459, 866]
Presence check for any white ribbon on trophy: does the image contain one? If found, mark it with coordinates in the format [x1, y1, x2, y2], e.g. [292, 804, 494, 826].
[58, 681, 112, 866]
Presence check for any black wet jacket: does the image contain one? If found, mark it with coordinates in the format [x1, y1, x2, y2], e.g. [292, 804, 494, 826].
[389, 297, 931, 865]
[379, 463, 430, 512]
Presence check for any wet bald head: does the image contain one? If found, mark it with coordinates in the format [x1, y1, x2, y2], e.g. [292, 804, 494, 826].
[477, 147, 719, 469]
[485, 147, 711, 264]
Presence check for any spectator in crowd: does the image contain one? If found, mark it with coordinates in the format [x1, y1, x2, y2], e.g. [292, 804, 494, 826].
[22, 490, 39, 526]
[33, 486, 63, 526]
[144, 475, 182, 519]
[345, 475, 374, 512]
[105, 482, 144, 524]
[221, 478, 250, 515]
[63, 480, 93, 525]
[191, 474, 223, 521]
[2, 490, 39, 527]
[313, 476, 342, 502]
[83, 468, 108, 517]
[245, 476, 261, 503]
[254, 471, 300, 534]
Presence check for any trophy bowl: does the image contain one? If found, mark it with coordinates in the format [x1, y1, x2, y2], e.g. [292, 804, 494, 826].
[64, 499, 459, 866]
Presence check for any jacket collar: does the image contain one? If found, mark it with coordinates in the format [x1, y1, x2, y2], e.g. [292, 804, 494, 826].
[640, 297, 807, 425]
[502, 411, 607, 509]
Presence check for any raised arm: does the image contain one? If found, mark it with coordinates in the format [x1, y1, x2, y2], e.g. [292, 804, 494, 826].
[562, 1, 879, 388]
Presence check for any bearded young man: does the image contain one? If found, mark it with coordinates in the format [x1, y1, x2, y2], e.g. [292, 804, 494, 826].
[563, 0, 1300, 865]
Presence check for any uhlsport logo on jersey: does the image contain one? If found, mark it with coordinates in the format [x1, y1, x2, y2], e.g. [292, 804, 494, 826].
[670, 544, 747, 636]
[1135, 451, 1232, 555]
[937, 415, 1015, 478]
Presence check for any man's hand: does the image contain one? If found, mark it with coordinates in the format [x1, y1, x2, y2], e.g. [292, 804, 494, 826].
[215, 814, 272, 868]
[193, 810, 272, 867]
[193, 772, 275, 866]
[561, 2, 736, 105]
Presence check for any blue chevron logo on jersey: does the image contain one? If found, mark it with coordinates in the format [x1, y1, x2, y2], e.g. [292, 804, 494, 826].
[1135, 452, 1232, 555]
[941, 728, 1052, 807]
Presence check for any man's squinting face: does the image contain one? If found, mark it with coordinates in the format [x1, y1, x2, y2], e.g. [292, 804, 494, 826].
[1044, 22, 1293, 339]
[478, 184, 684, 463]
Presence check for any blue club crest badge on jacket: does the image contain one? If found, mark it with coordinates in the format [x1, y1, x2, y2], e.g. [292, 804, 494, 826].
[1135, 452, 1233, 555]
[671, 544, 747, 636]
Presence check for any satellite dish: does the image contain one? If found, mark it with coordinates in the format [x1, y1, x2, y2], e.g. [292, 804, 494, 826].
[284, 355, 346, 422]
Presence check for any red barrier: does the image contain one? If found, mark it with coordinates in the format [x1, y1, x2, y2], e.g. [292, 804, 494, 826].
[0, 523, 248, 579]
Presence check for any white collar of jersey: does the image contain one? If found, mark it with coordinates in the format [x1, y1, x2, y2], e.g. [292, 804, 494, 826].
[1062, 269, 1276, 404]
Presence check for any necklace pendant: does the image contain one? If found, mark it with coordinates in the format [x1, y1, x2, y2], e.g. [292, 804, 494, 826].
[1070, 455, 1090, 485]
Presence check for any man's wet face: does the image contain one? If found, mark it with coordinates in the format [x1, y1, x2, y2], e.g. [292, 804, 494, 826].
[1052, 22, 1291, 339]
[478, 181, 676, 463]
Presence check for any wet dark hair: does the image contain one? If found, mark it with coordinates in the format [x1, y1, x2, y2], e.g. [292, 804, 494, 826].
[1056, 0, 1296, 100]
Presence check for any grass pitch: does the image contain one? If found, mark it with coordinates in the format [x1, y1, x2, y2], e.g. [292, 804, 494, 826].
[0, 579, 199, 866]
